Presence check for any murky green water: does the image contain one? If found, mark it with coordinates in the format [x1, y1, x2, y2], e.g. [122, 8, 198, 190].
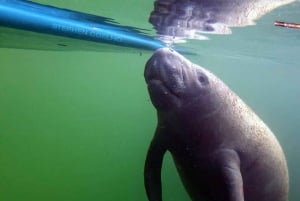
[0, 1, 299, 201]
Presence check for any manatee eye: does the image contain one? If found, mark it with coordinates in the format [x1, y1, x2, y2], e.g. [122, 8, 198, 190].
[198, 73, 209, 85]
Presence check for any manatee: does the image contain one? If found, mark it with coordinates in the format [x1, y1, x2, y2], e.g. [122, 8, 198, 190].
[149, 0, 296, 40]
[144, 48, 289, 201]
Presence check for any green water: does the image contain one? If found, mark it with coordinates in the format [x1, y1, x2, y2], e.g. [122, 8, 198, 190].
[0, 1, 299, 201]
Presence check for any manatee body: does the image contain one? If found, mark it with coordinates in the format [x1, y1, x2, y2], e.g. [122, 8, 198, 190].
[144, 48, 288, 201]
[149, 0, 295, 38]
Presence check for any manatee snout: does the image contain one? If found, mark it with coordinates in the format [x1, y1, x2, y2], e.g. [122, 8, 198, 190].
[144, 48, 212, 111]
[145, 48, 182, 82]
[144, 48, 189, 95]
[144, 48, 190, 110]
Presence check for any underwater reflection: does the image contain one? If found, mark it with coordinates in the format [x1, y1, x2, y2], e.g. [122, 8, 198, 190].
[149, 0, 296, 42]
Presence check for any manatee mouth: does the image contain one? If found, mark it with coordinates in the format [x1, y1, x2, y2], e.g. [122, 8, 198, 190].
[147, 79, 178, 99]
[146, 71, 179, 99]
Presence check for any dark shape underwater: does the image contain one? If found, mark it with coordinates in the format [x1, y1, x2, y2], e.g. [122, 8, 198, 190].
[144, 48, 289, 201]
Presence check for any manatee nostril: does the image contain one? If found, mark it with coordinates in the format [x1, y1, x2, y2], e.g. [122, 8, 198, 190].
[154, 48, 174, 58]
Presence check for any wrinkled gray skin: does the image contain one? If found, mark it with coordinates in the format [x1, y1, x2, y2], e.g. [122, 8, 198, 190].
[149, 0, 295, 37]
[144, 48, 289, 201]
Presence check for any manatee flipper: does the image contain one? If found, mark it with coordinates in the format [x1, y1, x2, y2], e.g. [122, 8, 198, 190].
[144, 129, 167, 201]
[217, 149, 244, 201]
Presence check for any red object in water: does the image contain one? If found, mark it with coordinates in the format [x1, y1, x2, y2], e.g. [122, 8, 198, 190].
[274, 21, 300, 29]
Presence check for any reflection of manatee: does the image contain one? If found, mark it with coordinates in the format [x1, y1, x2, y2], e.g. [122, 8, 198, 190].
[144, 48, 289, 201]
[149, 0, 295, 40]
